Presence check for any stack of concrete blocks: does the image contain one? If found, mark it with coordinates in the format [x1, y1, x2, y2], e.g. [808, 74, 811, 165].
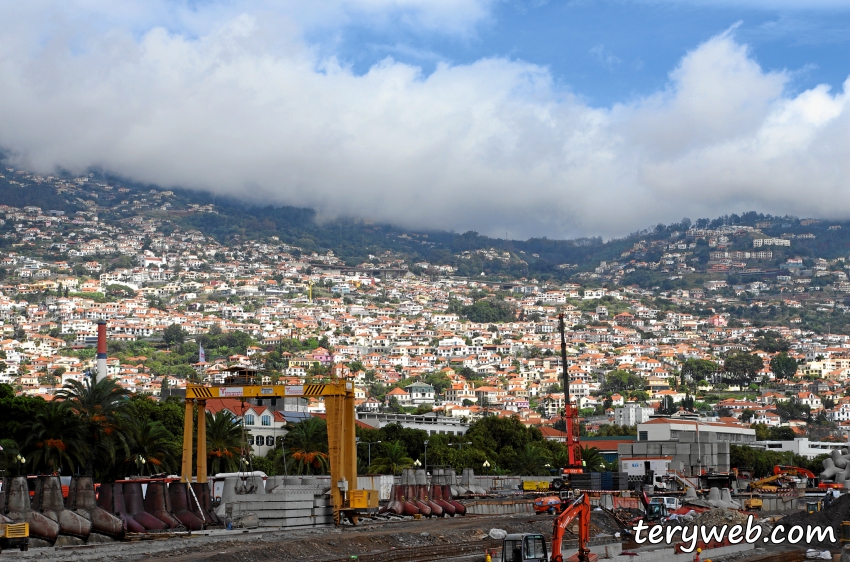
[618, 435, 731, 478]
[217, 477, 333, 529]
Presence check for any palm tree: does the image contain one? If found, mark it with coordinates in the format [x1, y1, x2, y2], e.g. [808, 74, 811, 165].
[121, 420, 179, 477]
[549, 447, 570, 471]
[284, 417, 327, 453]
[284, 417, 329, 475]
[579, 446, 605, 472]
[513, 443, 551, 476]
[23, 402, 90, 474]
[205, 410, 246, 474]
[369, 441, 413, 475]
[56, 376, 132, 475]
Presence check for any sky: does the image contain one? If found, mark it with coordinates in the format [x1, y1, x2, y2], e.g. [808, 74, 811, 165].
[0, 1, 849, 240]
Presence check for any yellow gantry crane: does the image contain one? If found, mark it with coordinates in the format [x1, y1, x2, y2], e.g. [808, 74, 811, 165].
[181, 371, 377, 525]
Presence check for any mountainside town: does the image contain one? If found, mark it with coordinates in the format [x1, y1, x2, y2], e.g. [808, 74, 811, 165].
[3, 167, 850, 464]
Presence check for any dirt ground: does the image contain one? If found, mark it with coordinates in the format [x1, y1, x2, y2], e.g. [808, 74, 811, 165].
[6, 514, 556, 562]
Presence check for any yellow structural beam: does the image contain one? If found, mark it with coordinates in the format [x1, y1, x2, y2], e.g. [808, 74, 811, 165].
[181, 379, 371, 524]
[181, 399, 195, 483]
[196, 399, 207, 484]
[185, 382, 347, 400]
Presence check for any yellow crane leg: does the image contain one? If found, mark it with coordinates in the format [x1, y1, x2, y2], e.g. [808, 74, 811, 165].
[181, 398, 195, 482]
[196, 399, 207, 484]
[326, 389, 359, 525]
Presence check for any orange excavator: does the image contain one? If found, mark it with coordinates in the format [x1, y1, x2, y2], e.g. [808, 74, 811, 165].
[497, 493, 593, 562]
[551, 493, 593, 562]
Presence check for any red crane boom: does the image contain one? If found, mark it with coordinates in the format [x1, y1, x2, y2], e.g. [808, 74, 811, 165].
[559, 314, 582, 474]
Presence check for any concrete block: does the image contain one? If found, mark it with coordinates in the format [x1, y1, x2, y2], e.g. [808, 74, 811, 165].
[267, 488, 316, 500]
[235, 500, 314, 511]
[258, 516, 334, 527]
[632, 443, 648, 455]
[646, 443, 662, 455]
[618, 444, 634, 456]
[237, 508, 314, 518]
[705, 432, 717, 443]
[680, 432, 694, 443]
[676, 444, 691, 455]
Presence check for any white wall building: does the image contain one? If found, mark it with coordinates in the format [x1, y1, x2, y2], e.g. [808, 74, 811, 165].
[614, 403, 655, 426]
[751, 437, 846, 459]
[636, 418, 756, 444]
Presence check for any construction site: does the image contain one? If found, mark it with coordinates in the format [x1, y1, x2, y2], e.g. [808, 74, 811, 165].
[2, 319, 850, 562]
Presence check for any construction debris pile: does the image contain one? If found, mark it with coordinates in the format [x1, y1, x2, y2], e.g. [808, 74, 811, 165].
[779, 491, 850, 548]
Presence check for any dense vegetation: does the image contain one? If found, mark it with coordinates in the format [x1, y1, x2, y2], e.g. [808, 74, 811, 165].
[0, 381, 611, 479]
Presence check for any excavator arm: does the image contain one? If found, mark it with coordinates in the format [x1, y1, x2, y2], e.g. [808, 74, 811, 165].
[773, 465, 816, 479]
[551, 493, 591, 562]
[750, 473, 783, 489]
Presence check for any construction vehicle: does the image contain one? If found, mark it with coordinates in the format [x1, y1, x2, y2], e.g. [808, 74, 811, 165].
[0, 521, 29, 552]
[524, 481, 553, 492]
[650, 496, 680, 511]
[550, 315, 583, 493]
[743, 493, 763, 511]
[748, 465, 813, 493]
[533, 495, 562, 514]
[499, 493, 593, 562]
[636, 489, 668, 525]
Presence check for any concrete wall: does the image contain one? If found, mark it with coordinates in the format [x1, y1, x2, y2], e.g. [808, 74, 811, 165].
[461, 498, 534, 515]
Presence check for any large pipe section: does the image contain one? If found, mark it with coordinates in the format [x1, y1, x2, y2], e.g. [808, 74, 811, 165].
[96, 320, 108, 381]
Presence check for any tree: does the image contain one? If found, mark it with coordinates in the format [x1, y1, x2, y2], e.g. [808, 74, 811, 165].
[56, 376, 132, 476]
[0, 438, 24, 476]
[772, 402, 810, 423]
[0, 384, 48, 445]
[121, 420, 179, 477]
[206, 410, 247, 474]
[22, 402, 90, 474]
[658, 396, 677, 415]
[38, 373, 58, 386]
[770, 353, 798, 379]
[284, 417, 329, 475]
[579, 446, 605, 472]
[163, 324, 188, 347]
[512, 443, 551, 475]
[724, 352, 764, 385]
[753, 331, 790, 353]
[369, 441, 413, 474]
[741, 408, 755, 423]
[680, 358, 721, 385]
[457, 299, 515, 323]
[601, 370, 645, 393]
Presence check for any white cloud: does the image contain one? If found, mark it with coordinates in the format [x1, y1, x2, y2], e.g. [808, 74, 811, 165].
[0, 4, 849, 239]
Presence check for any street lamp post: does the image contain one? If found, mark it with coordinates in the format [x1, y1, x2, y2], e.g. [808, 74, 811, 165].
[357, 439, 382, 469]
[424, 440, 429, 473]
[483, 460, 490, 475]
